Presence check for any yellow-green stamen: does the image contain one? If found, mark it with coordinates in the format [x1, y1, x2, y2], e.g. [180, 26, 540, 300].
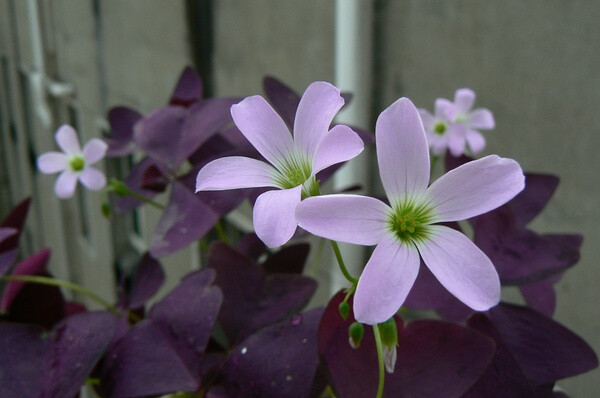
[388, 199, 435, 244]
[69, 155, 85, 171]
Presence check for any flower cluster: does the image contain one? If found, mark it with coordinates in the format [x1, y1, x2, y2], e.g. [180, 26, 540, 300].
[5, 70, 595, 398]
[419, 88, 495, 156]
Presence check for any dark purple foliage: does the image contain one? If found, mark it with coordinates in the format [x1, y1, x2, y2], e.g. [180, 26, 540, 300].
[221, 307, 324, 398]
[208, 243, 317, 345]
[0, 198, 31, 276]
[319, 291, 495, 398]
[0, 312, 118, 398]
[114, 157, 161, 212]
[1, 249, 66, 328]
[125, 253, 165, 310]
[105, 106, 142, 157]
[262, 243, 310, 274]
[98, 268, 222, 397]
[170, 66, 203, 107]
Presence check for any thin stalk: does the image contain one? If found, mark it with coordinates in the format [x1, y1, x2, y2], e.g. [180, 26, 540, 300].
[1, 275, 140, 322]
[330, 240, 357, 284]
[373, 324, 386, 398]
[122, 189, 165, 210]
[214, 220, 230, 244]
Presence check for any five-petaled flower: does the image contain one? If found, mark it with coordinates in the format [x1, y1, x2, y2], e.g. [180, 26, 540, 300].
[419, 88, 495, 157]
[296, 97, 524, 325]
[37, 125, 108, 199]
[196, 81, 364, 248]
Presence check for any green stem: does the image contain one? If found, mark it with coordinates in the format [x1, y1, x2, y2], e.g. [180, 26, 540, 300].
[1, 275, 140, 322]
[373, 324, 386, 398]
[122, 189, 165, 210]
[214, 220, 230, 244]
[330, 240, 357, 284]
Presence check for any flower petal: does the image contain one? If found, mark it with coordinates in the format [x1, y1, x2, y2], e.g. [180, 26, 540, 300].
[230, 95, 294, 169]
[37, 152, 67, 174]
[454, 88, 476, 114]
[79, 167, 106, 191]
[55, 170, 78, 198]
[416, 225, 500, 311]
[253, 186, 302, 247]
[427, 155, 525, 222]
[468, 108, 495, 129]
[435, 98, 455, 120]
[55, 125, 81, 154]
[418, 109, 435, 130]
[311, 125, 364, 175]
[82, 138, 108, 165]
[353, 237, 420, 324]
[465, 129, 486, 153]
[293, 81, 344, 157]
[196, 156, 279, 191]
[295, 194, 389, 245]
[376, 97, 430, 205]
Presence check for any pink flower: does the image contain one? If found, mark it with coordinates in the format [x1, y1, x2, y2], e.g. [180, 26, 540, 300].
[196, 82, 364, 248]
[37, 125, 108, 199]
[419, 88, 495, 156]
[296, 98, 524, 325]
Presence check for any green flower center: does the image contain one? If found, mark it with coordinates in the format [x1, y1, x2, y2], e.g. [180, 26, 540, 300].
[273, 154, 319, 198]
[69, 155, 86, 172]
[433, 121, 447, 135]
[388, 200, 435, 244]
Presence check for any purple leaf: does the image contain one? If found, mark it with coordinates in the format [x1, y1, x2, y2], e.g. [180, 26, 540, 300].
[518, 278, 559, 317]
[127, 253, 165, 309]
[0, 323, 49, 398]
[262, 243, 310, 274]
[149, 267, 222, 372]
[463, 313, 538, 397]
[236, 233, 267, 261]
[105, 106, 142, 157]
[508, 173, 560, 227]
[140, 164, 168, 192]
[0, 227, 16, 244]
[319, 291, 495, 398]
[42, 311, 118, 398]
[178, 97, 240, 161]
[263, 76, 301, 128]
[133, 106, 189, 170]
[97, 321, 200, 397]
[487, 303, 598, 385]
[222, 307, 323, 398]
[209, 243, 317, 344]
[0, 198, 31, 276]
[1, 249, 66, 329]
[149, 181, 220, 258]
[114, 157, 160, 212]
[169, 66, 203, 107]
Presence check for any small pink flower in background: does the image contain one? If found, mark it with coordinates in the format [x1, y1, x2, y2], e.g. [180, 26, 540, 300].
[196, 81, 364, 248]
[297, 97, 524, 325]
[37, 125, 108, 199]
[419, 88, 495, 156]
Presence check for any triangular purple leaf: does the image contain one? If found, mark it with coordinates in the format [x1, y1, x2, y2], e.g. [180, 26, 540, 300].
[169, 66, 203, 107]
[114, 157, 160, 212]
[0, 323, 49, 398]
[106, 106, 142, 157]
[222, 307, 323, 398]
[0, 198, 31, 276]
[149, 182, 220, 257]
[42, 311, 118, 398]
[262, 243, 310, 274]
[127, 253, 165, 309]
[487, 303, 598, 385]
[319, 291, 495, 398]
[263, 76, 301, 128]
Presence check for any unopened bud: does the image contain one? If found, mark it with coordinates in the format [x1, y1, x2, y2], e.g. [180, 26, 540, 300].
[378, 318, 399, 373]
[348, 321, 365, 349]
[101, 202, 112, 218]
[338, 301, 350, 320]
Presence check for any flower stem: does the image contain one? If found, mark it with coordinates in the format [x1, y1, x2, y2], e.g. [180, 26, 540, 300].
[373, 324, 386, 398]
[1, 275, 140, 322]
[330, 240, 358, 284]
[108, 178, 165, 210]
[214, 220, 230, 244]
